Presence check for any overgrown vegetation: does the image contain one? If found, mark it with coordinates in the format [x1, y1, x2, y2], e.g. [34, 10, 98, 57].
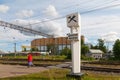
[60, 47, 71, 59]
[0, 68, 120, 80]
[1, 54, 67, 60]
[113, 39, 120, 60]
[91, 39, 107, 53]
[81, 37, 89, 58]
[81, 55, 95, 61]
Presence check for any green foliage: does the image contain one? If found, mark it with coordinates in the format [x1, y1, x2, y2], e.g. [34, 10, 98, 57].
[81, 55, 95, 61]
[35, 47, 39, 51]
[1, 68, 120, 80]
[30, 47, 39, 52]
[81, 37, 89, 55]
[46, 44, 57, 55]
[113, 39, 120, 60]
[91, 39, 107, 53]
[1, 69, 70, 80]
[81, 37, 84, 45]
[47, 44, 54, 52]
[60, 47, 71, 59]
[30, 48, 35, 52]
[81, 45, 89, 55]
[23, 48, 26, 52]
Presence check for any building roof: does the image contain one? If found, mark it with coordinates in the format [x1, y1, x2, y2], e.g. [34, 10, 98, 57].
[89, 49, 104, 54]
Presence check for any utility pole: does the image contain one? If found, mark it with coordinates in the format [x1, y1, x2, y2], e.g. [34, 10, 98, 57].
[14, 43, 16, 58]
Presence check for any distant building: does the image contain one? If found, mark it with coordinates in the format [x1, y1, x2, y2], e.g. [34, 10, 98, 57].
[86, 49, 104, 59]
[103, 50, 114, 59]
[31, 36, 84, 54]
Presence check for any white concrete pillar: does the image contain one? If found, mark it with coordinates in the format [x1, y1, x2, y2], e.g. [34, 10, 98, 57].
[67, 13, 81, 74]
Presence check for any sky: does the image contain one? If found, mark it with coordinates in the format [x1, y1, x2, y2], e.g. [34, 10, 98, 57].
[1, 0, 120, 52]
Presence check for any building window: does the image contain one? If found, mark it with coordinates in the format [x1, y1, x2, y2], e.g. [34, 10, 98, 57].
[63, 45, 66, 49]
[67, 45, 71, 49]
[59, 45, 63, 50]
[37, 46, 41, 51]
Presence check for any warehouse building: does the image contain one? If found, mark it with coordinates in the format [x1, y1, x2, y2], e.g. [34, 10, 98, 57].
[31, 36, 84, 54]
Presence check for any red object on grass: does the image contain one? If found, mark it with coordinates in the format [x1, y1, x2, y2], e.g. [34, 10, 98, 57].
[28, 53, 33, 62]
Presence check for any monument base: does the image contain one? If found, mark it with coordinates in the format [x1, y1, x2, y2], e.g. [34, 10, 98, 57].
[66, 72, 84, 80]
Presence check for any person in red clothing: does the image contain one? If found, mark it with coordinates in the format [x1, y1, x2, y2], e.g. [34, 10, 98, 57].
[27, 53, 33, 67]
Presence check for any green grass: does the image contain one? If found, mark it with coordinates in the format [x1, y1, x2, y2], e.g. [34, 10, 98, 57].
[83, 71, 120, 80]
[1, 55, 67, 60]
[0, 69, 120, 80]
[0, 69, 69, 80]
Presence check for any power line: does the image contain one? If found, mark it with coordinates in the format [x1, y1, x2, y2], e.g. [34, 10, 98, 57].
[22, 0, 118, 21]
[3, 0, 118, 25]
[22, 3, 120, 26]
[23, 16, 65, 26]
[81, 3, 120, 14]
[1, 0, 120, 39]
[5, 1, 92, 20]
[83, 19, 120, 26]
[80, 0, 118, 12]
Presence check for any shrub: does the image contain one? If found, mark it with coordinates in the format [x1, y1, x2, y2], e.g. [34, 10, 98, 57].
[60, 47, 71, 59]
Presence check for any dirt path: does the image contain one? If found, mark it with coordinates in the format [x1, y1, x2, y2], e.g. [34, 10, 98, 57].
[0, 64, 48, 78]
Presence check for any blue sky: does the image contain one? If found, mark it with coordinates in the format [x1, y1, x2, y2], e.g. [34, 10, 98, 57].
[1, 0, 120, 52]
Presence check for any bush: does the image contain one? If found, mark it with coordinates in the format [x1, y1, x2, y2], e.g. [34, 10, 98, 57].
[60, 47, 71, 59]
[81, 55, 95, 61]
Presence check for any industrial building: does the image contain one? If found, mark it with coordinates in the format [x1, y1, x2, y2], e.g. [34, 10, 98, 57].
[31, 36, 84, 54]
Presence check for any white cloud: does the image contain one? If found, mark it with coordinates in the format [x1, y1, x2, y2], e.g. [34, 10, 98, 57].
[39, 21, 63, 36]
[44, 5, 59, 17]
[82, 15, 120, 37]
[16, 10, 34, 18]
[101, 31, 119, 42]
[0, 28, 32, 42]
[12, 19, 64, 37]
[0, 5, 9, 13]
[84, 37, 90, 43]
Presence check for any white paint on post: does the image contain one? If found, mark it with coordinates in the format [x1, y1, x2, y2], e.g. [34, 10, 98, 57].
[67, 13, 81, 73]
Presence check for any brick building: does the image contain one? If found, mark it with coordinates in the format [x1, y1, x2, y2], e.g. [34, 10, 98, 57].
[31, 36, 84, 54]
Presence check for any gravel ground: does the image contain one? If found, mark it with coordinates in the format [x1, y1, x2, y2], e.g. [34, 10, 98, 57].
[0, 64, 48, 78]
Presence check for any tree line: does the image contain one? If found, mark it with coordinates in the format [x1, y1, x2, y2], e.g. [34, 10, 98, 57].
[22, 38, 120, 60]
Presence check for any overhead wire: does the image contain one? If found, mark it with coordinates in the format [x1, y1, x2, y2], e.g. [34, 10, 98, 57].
[83, 19, 120, 26]
[2, 0, 120, 39]
[1, 0, 118, 25]
[1, 0, 120, 51]
[5, 0, 94, 21]
[3, 0, 117, 23]
[22, 2, 120, 26]
[20, 0, 118, 21]
[81, 3, 120, 14]
[79, 0, 119, 12]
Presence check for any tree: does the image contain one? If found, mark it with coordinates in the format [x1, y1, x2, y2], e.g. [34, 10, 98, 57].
[35, 47, 39, 51]
[81, 45, 89, 55]
[81, 38, 89, 55]
[98, 39, 107, 53]
[23, 48, 26, 52]
[30, 48, 35, 52]
[91, 39, 107, 53]
[60, 47, 71, 59]
[47, 44, 57, 55]
[113, 39, 120, 60]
